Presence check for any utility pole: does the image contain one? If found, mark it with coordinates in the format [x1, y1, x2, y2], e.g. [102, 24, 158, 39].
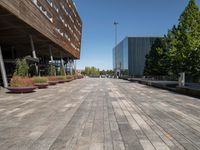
[114, 22, 118, 49]
[114, 21, 120, 77]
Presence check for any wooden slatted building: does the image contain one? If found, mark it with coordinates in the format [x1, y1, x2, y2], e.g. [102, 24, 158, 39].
[0, 0, 82, 87]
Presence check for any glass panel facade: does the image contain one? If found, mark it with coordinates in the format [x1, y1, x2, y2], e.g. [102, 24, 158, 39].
[113, 37, 128, 76]
[113, 37, 160, 77]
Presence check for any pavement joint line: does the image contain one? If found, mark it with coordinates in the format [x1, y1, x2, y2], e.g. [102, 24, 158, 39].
[116, 80, 199, 150]
[0, 78, 200, 150]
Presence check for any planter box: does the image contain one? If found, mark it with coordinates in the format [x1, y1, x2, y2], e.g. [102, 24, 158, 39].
[34, 83, 48, 89]
[7, 86, 36, 93]
[58, 80, 65, 83]
[48, 81, 58, 86]
[65, 79, 73, 82]
[176, 86, 200, 98]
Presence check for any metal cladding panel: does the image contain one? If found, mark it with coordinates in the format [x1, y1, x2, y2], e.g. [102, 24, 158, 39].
[0, 0, 82, 59]
[128, 37, 159, 77]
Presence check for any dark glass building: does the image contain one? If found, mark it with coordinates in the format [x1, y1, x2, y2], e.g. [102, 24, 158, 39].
[113, 37, 160, 77]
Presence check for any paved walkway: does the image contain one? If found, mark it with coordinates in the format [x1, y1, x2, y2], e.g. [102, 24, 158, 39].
[0, 78, 200, 150]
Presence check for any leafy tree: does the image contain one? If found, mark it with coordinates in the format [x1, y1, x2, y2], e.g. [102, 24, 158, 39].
[144, 38, 168, 76]
[100, 70, 106, 75]
[82, 66, 100, 76]
[84, 67, 90, 75]
[106, 70, 114, 75]
[72, 68, 76, 75]
[48, 65, 56, 76]
[14, 59, 29, 77]
[164, 26, 178, 75]
[60, 66, 66, 76]
[121, 69, 128, 76]
[168, 0, 200, 81]
[145, 0, 200, 82]
[90, 67, 100, 75]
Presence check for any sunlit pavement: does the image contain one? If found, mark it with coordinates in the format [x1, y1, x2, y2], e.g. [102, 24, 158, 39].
[0, 78, 200, 150]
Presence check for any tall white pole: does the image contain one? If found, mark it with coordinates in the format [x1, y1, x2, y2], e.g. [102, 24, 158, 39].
[60, 53, 65, 69]
[60, 52, 66, 75]
[29, 35, 38, 75]
[0, 46, 8, 87]
[30, 35, 37, 59]
[49, 45, 54, 62]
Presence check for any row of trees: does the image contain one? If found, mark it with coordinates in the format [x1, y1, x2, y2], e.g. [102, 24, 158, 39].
[82, 67, 114, 76]
[14, 59, 67, 77]
[82, 67, 100, 76]
[99, 70, 114, 75]
[144, 0, 200, 82]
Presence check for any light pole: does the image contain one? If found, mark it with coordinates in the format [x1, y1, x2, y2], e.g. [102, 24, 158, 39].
[114, 22, 120, 77]
[114, 22, 118, 47]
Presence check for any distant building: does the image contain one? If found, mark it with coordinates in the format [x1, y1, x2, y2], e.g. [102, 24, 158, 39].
[113, 37, 161, 77]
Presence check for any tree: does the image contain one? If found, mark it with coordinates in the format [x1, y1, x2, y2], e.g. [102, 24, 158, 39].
[90, 67, 100, 75]
[144, 38, 168, 76]
[84, 67, 90, 75]
[14, 59, 29, 77]
[164, 25, 178, 75]
[60, 66, 66, 76]
[82, 66, 100, 76]
[106, 70, 114, 75]
[168, 0, 200, 81]
[48, 65, 56, 76]
[100, 70, 106, 75]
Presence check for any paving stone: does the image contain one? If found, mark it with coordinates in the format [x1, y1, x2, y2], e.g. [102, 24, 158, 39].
[0, 78, 200, 149]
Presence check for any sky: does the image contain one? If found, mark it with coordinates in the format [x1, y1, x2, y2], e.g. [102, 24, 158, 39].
[74, 0, 200, 70]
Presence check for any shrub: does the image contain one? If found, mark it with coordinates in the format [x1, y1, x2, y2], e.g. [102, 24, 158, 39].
[48, 76, 58, 81]
[60, 66, 66, 76]
[14, 59, 29, 77]
[32, 77, 48, 83]
[56, 76, 66, 80]
[48, 65, 56, 76]
[10, 76, 33, 87]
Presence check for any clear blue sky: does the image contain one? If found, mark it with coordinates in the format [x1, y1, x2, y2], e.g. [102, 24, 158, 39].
[74, 0, 200, 70]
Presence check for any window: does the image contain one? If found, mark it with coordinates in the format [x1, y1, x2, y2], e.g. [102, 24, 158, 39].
[54, 4, 59, 13]
[59, 16, 64, 23]
[47, 0, 53, 7]
[32, 0, 53, 22]
[55, 28, 64, 37]
[64, 33, 70, 41]
[71, 43, 79, 51]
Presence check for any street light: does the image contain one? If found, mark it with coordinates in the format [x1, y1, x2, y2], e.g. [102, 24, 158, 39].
[114, 21, 120, 77]
[114, 22, 118, 47]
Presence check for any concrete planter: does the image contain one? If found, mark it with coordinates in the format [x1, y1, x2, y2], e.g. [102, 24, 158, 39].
[7, 86, 36, 93]
[48, 81, 58, 86]
[58, 80, 65, 83]
[34, 83, 48, 89]
[176, 86, 200, 98]
[65, 79, 73, 82]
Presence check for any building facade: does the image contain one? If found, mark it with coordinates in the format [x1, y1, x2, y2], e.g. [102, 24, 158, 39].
[0, 0, 82, 87]
[113, 37, 160, 77]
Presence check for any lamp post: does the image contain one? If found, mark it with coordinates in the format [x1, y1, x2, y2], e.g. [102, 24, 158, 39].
[114, 22, 118, 47]
[114, 21, 120, 77]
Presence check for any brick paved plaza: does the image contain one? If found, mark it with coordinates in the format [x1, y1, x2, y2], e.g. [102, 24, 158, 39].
[0, 78, 200, 150]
